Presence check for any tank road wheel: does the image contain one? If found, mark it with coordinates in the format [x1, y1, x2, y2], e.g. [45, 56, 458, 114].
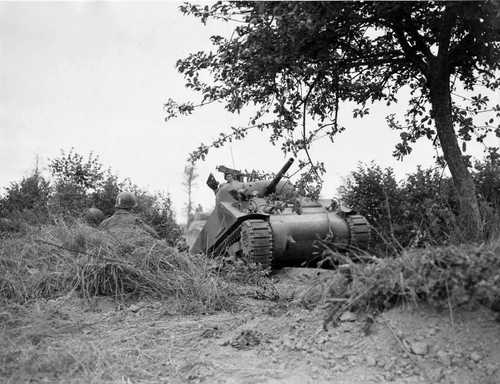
[240, 220, 273, 268]
[346, 214, 371, 249]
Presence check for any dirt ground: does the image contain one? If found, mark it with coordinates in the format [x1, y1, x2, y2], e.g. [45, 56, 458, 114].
[1, 268, 499, 384]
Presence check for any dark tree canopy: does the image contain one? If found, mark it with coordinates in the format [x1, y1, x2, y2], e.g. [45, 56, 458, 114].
[166, 1, 500, 239]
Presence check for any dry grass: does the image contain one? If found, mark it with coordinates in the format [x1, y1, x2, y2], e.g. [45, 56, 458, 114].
[0, 220, 237, 314]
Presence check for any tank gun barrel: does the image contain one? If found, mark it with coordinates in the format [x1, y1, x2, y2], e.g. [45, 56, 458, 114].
[265, 158, 294, 195]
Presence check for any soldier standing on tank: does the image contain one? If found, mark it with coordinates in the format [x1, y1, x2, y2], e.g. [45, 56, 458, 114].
[224, 172, 234, 184]
[99, 192, 159, 238]
[207, 172, 235, 193]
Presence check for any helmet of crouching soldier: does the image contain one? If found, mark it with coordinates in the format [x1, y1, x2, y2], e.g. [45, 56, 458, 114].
[85, 207, 105, 226]
[115, 191, 138, 210]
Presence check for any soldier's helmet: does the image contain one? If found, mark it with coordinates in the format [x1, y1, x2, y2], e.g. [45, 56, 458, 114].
[84, 207, 105, 226]
[115, 191, 138, 210]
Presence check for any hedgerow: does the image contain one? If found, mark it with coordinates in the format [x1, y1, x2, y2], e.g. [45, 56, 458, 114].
[339, 158, 500, 253]
[0, 149, 183, 246]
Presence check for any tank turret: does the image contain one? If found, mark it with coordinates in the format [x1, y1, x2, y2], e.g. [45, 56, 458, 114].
[191, 158, 370, 268]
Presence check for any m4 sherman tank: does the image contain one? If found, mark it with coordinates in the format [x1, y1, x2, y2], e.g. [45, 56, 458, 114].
[190, 158, 370, 268]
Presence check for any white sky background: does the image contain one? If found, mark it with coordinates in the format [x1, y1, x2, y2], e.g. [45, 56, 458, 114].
[1, 2, 495, 224]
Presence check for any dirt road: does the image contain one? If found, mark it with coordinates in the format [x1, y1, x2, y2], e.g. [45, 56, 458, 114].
[1, 268, 499, 383]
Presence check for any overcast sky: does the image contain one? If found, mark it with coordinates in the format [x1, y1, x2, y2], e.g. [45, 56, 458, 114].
[1, 2, 494, 223]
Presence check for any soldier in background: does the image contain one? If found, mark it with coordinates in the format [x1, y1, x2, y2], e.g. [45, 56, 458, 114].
[99, 191, 159, 239]
[84, 207, 105, 227]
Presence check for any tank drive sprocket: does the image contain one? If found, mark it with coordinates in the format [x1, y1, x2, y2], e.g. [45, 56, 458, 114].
[240, 220, 273, 268]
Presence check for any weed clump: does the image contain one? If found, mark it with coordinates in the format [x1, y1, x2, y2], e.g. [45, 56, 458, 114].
[321, 240, 500, 326]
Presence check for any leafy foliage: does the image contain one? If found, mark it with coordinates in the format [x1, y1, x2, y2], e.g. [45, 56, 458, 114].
[48, 149, 105, 216]
[47, 150, 182, 243]
[339, 164, 408, 251]
[134, 191, 183, 247]
[0, 172, 51, 226]
[49, 149, 105, 192]
[474, 156, 500, 210]
[169, 1, 499, 159]
[49, 181, 87, 217]
[1, 149, 183, 245]
[473, 157, 500, 238]
[339, 159, 498, 251]
[91, 172, 122, 217]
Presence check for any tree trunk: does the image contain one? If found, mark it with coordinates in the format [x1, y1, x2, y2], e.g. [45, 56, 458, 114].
[429, 69, 482, 240]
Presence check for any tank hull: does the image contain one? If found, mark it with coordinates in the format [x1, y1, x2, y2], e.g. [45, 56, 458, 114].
[190, 199, 369, 268]
[269, 207, 350, 266]
[191, 159, 370, 268]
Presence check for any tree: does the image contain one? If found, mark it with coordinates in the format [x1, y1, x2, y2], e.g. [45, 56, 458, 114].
[49, 149, 104, 192]
[182, 164, 199, 226]
[48, 149, 105, 215]
[166, 1, 500, 239]
[0, 171, 51, 221]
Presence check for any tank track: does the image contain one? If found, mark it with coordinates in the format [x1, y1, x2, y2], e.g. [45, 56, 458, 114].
[212, 219, 273, 268]
[346, 214, 371, 250]
[240, 220, 273, 268]
[212, 225, 240, 257]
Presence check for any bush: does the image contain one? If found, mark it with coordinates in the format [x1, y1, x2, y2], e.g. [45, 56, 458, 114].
[48, 181, 87, 217]
[49, 149, 104, 191]
[0, 149, 183, 245]
[338, 163, 405, 252]
[91, 172, 121, 216]
[339, 159, 498, 252]
[0, 172, 51, 226]
[473, 158, 500, 239]
[48, 149, 105, 218]
[46, 149, 183, 245]
[401, 167, 458, 245]
[135, 192, 183, 246]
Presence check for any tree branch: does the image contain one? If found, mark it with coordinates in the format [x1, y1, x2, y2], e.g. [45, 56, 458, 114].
[437, 6, 456, 60]
[448, 32, 477, 68]
[392, 25, 429, 76]
[301, 77, 321, 177]
[404, 18, 434, 60]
